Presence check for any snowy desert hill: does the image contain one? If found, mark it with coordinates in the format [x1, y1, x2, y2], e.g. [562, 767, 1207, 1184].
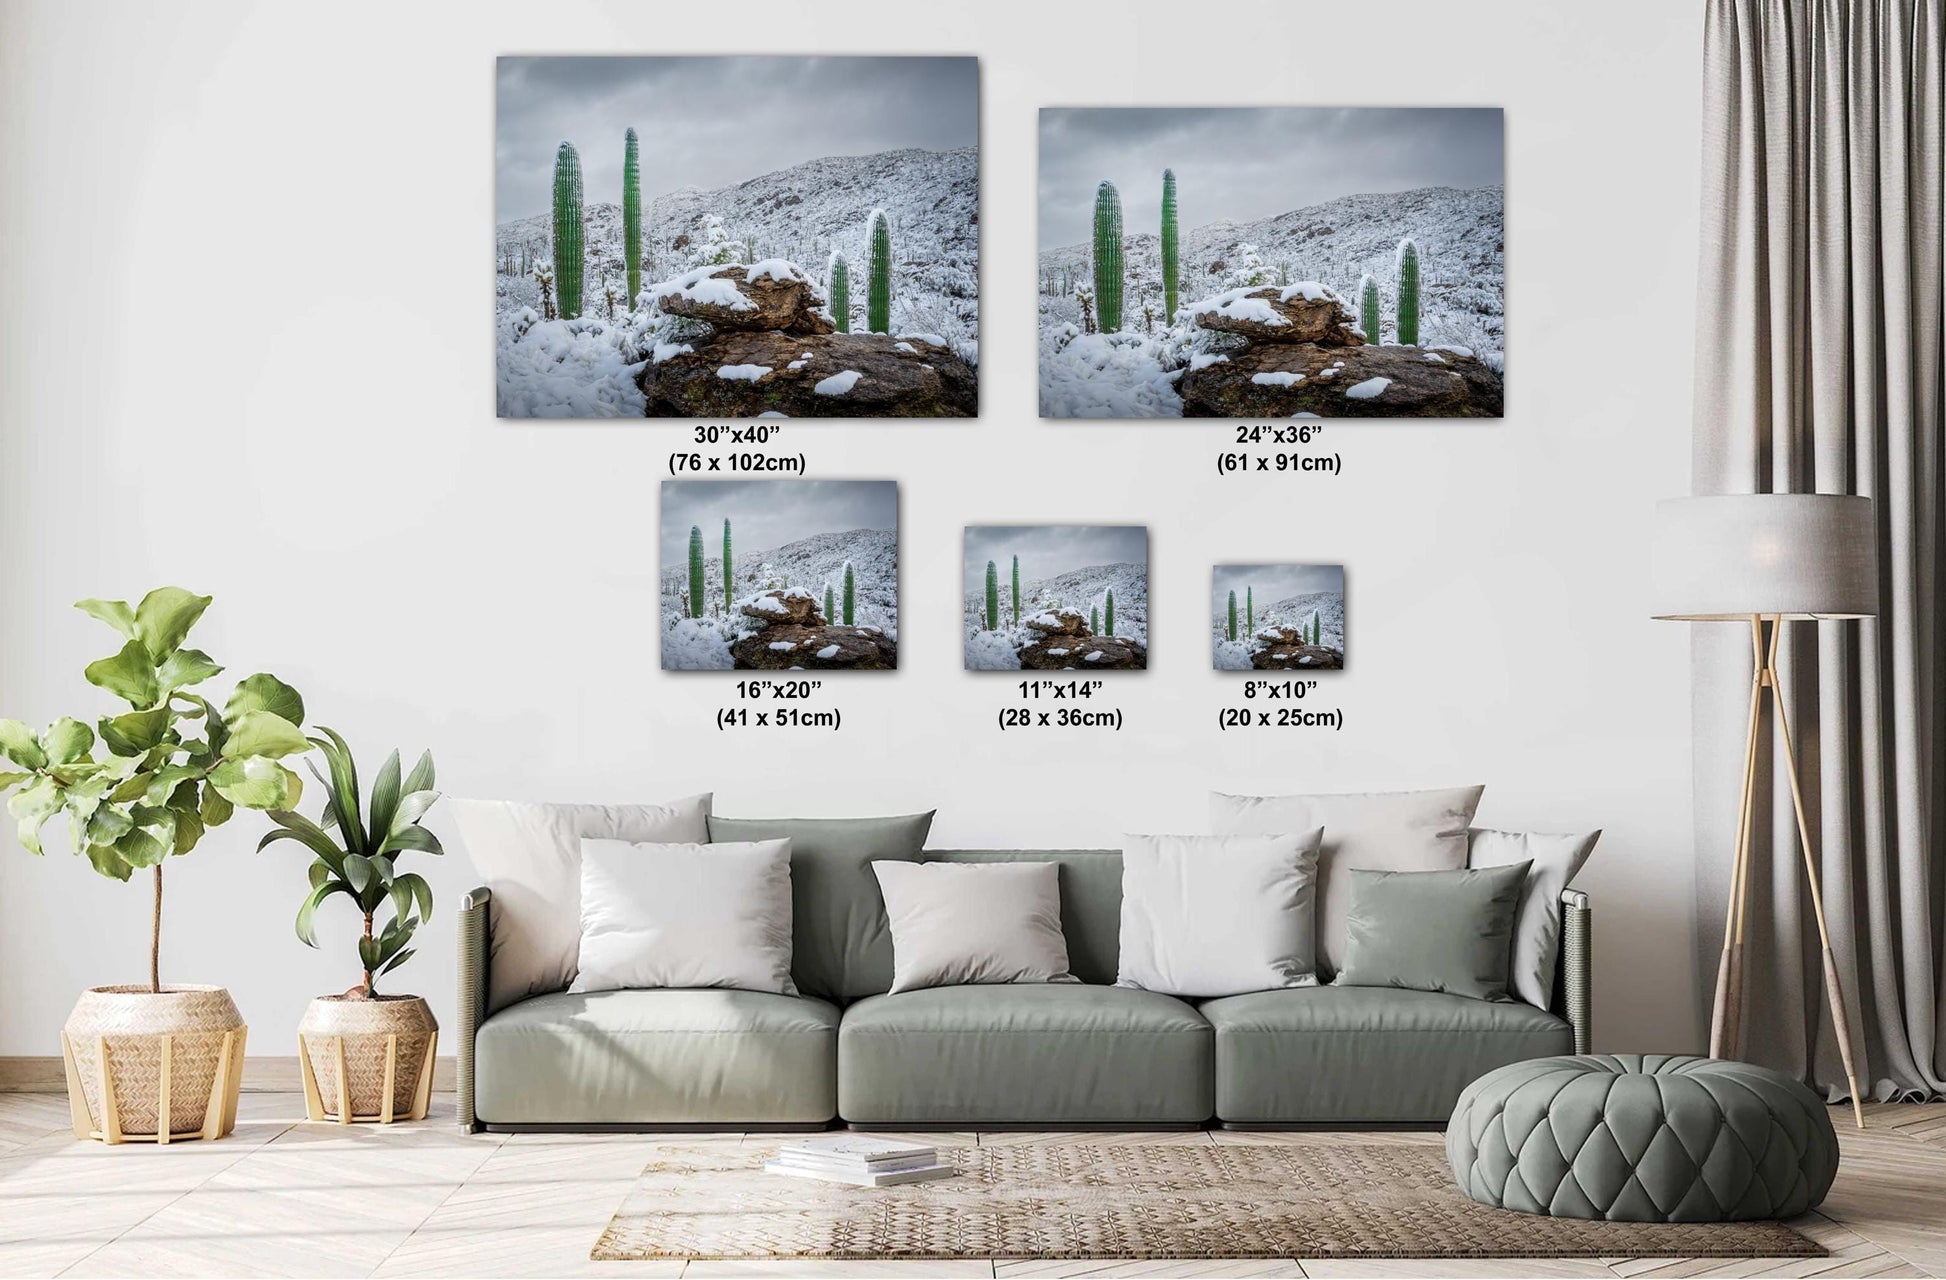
[498, 146, 978, 353]
[1213, 589, 1345, 671]
[964, 561, 1150, 670]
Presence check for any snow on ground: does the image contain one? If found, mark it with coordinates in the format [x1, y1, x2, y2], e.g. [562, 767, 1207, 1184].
[661, 528, 897, 670]
[1037, 329, 1185, 419]
[964, 562, 1149, 669]
[494, 316, 646, 419]
[1209, 589, 1346, 669]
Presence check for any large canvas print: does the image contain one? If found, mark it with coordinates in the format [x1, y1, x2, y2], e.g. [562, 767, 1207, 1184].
[497, 57, 979, 419]
[964, 526, 1149, 670]
[661, 480, 898, 671]
[1038, 107, 1503, 419]
[1212, 564, 1345, 671]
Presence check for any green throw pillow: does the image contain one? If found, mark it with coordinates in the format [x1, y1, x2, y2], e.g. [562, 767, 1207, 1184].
[708, 812, 935, 1001]
[1336, 862, 1530, 1001]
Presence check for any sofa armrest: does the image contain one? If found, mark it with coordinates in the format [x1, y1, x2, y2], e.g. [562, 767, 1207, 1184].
[457, 886, 491, 1133]
[1556, 888, 1592, 1054]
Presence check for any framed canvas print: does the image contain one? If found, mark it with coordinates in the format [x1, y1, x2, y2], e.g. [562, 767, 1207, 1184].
[1038, 107, 1503, 419]
[661, 480, 899, 670]
[496, 56, 978, 419]
[964, 525, 1148, 670]
[1212, 564, 1345, 671]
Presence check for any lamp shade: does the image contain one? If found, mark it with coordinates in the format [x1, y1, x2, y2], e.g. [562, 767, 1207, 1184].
[1651, 494, 1877, 620]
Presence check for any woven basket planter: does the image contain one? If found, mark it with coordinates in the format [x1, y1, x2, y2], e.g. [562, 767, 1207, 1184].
[297, 994, 438, 1124]
[60, 985, 247, 1145]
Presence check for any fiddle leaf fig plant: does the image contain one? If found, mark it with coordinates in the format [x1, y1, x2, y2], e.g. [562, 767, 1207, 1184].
[0, 588, 309, 992]
[259, 729, 442, 997]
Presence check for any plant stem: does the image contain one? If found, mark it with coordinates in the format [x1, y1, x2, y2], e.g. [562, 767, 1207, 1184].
[363, 913, 375, 995]
[150, 864, 162, 993]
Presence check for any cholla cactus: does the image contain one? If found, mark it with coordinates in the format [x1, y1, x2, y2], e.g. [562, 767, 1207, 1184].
[532, 261, 557, 322]
[1074, 281, 1097, 336]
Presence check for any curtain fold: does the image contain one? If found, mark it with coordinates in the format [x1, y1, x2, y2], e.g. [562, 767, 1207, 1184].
[1694, 0, 1945, 1101]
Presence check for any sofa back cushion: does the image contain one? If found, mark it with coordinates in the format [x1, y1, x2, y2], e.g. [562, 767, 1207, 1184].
[708, 812, 934, 1001]
[924, 850, 1123, 985]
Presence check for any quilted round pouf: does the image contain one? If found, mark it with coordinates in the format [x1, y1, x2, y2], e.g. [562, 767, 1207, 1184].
[1447, 1054, 1839, 1222]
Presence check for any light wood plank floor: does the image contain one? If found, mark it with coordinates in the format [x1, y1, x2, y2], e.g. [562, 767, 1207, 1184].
[0, 1095, 1939, 1278]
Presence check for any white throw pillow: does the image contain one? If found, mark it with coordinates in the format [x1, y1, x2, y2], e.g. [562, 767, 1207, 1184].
[872, 861, 1076, 994]
[447, 793, 712, 1013]
[1211, 786, 1484, 977]
[1116, 831, 1323, 998]
[1467, 827, 1601, 1010]
[571, 838, 796, 995]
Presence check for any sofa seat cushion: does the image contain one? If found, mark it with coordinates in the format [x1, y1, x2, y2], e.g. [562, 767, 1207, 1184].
[1202, 986, 1572, 1124]
[474, 989, 838, 1126]
[839, 985, 1211, 1124]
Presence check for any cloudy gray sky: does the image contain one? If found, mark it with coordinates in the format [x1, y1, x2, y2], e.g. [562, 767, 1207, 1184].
[498, 57, 978, 222]
[660, 480, 896, 566]
[1039, 107, 1501, 248]
[963, 525, 1148, 594]
[1211, 564, 1344, 613]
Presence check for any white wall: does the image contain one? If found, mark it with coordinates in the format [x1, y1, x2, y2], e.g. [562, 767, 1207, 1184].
[0, 0, 1704, 1057]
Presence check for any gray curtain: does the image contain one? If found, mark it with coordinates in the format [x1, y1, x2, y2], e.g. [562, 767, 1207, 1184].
[1694, 0, 1944, 1100]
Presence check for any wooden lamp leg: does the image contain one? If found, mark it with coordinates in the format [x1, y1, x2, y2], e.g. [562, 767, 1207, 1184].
[1711, 615, 1767, 1060]
[1767, 645, 1868, 1129]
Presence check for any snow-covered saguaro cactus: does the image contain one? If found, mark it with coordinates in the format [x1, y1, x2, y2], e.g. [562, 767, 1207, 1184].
[722, 519, 734, 613]
[867, 209, 892, 334]
[828, 252, 851, 333]
[985, 560, 999, 630]
[1104, 590, 1116, 637]
[1227, 590, 1238, 642]
[623, 128, 642, 307]
[1092, 181, 1124, 333]
[552, 141, 585, 319]
[1161, 168, 1179, 324]
[1359, 274, 1381, 342]
[842, 562, 857, 625]
[1396, 238, 1420, 346]
[1010, 555, 1020, 627]
[687, 525, 705, 618]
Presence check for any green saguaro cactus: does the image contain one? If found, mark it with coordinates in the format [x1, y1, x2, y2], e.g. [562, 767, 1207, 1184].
[825, 585, 835, 623]
[1227, 590, 1238, 641]
[687, 525, 704, 618]
[1396, 238, 1420, 346]
[552, 141, 585, 319]
[842, 562, 856, 626]
[829, 252, 850, 333]
[722, 520, 734, 613]
[1161, 168, 1179, 324]
[985, 561, 999, 630]
[1011, 556, 1020, 627]
[867, 209, 892, 333]
[623, 128, 642, 307]
[1359, 273, 1380, 342]
[1104, 590, 1116, 638]
[1091, 604, 1099, 633]
[1093, 181, 1124, 333]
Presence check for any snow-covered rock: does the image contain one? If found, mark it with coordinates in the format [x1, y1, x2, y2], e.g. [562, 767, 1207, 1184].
[640, 332, 972, 418]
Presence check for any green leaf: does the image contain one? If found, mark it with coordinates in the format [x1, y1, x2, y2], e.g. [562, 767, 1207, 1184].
[358, 935, 381, 974]
[391, 871, 434, 927]
[224, 673, 304, 729]
[74, 597, 136, 638]
[402, 749, 435, 796]
[99, 706, 171, 757]
[42, 718, 95, 764]
[0, 720, 47, 770]
[257, 810, 346, 873]
[377, 947, 417, 977]
[85, 640, 161, 708]
[387, 788, 439, 837]
[342, 852, 378, 895]
[307, 859, 333, 890]
[156, 648, 222, 692]
[84, 841, 134, 881]
[85, 803, 135, 845]
[367, 750, 402, 843]
[221, 711, 310, 760]
[296, 881, 340, 947]
[113, 821, 171, 869]
[377, 824, 444, 857]
[133, 587, 211, 662]
[8, 777, 63, 854]
[0, 771, 32, 790]
[310, 728, 364, 855]
[142, 765, 202, 805]
[209, 757, 302, 810]
[198, 782, 233, 827]
[172, 804, 205, 855]
[109, 771, 152, 803]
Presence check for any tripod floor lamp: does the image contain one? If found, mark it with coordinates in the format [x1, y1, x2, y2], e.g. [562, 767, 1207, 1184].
[1652, 494, 1875, 1129]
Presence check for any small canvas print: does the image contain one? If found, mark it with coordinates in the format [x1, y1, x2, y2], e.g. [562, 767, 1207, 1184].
[1213, 565, 1345, 671]
[964, 526, 1148, 671]
[1038, 107, 1504, 419]
[661, 480, 898, 671]
[496, 56, 979, 419]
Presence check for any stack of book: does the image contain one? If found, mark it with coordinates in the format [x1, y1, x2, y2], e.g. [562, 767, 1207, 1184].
[762, 1135, 957, 1187]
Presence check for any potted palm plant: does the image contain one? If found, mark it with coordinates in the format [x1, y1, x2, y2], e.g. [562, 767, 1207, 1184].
[260, 729, 443, 1124]
[0, 588, 309, 1143]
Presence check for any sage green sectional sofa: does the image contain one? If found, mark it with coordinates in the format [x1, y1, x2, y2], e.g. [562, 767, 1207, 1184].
[456, 848, 1591, 1132]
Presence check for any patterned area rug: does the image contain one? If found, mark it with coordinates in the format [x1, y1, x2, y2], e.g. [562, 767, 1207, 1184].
[592, 1141, 1823, 1261]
